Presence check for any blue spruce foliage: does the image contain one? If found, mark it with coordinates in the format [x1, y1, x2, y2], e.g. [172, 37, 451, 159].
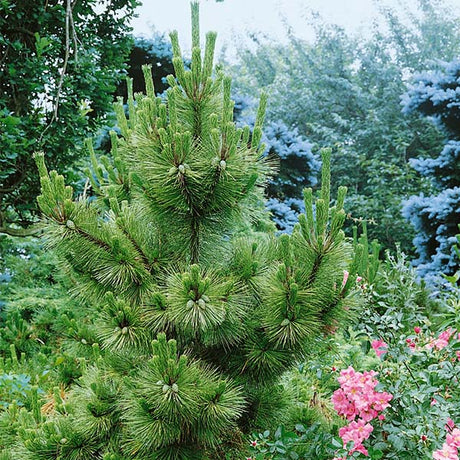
[402, 188, 460, 280]
[264, 122, 321, 232]
[402, 59, 460, 283]
[409, 141, 460, 188]
[234, 94, 320, 232]
[401, 59, 460, 138]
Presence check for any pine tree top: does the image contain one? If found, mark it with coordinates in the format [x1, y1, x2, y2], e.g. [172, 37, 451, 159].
[104, 1, 271, 264]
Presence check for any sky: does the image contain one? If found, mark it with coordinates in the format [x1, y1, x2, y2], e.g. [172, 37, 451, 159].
[130, 0, 459, 58]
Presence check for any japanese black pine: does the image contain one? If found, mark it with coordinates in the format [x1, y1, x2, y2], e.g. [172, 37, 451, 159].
[9, 4, 362, 459]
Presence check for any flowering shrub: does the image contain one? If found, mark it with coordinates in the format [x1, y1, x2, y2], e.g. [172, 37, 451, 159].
[331, 367, 392, 458]
[247, 250, 460, 460]
[433, 426, 460, 460]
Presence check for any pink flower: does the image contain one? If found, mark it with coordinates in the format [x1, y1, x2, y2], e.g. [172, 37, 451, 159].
[332, 388, 356, 420]
[414, 326, 421, 334]
[332, 366, 393, 458]
[353, 443, 370, 456]
[371, 340, 388, 358]
[372, 392, 393, 412]
[342, 270, 349, 287]
[440, 329, 455, 341]
[428, 328, 455, 351]
[447, 429, 460, 448]
[433, 442, 459, 460]
[359, 407, 378, 422]
[447, 419, 456, 432]
[339, 419, 373, 455]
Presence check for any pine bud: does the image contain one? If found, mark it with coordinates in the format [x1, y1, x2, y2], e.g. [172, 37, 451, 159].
[202, 295, 210, 302]
[66, 220, 75, 229]
[172, 383, 179, 393]
[168, 166, 177, 176]
[162, 384, 170, 393]
[178, 164, 186, 174]
[281, 318, 290, 326]
[197, 298, 206, 308]
[219, 160, 226, 170]
[81, 338, 87, 345]
[187, 300, 195, 309]
[121, 327, 128, 335]
[60, 438, 68, 444]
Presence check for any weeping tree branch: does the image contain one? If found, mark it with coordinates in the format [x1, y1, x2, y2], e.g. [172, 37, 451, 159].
[39, 0, 77, 143]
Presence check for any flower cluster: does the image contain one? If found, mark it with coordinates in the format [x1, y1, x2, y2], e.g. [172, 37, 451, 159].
[332, 367, 393, 457]
[338, 419, 374, 456]
[433, 423, 460, 460]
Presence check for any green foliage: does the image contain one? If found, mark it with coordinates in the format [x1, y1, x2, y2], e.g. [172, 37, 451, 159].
[0, 4, 365, 458]
[359, 248, 437, 338]
[123, 333, 245, 459]
[0, 373, 35, 409]
[0, 0, 140, 235]
[352, 222, 381, 285]
[230, 0, 460, 252]
[248, 424, 338, 460]
[248, 245, 460, 459]
[0, 237, 95, 362]
[0, 237, 104, 437]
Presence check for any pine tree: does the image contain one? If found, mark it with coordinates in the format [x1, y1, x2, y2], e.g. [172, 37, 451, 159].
[7, 4, 362, 459]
